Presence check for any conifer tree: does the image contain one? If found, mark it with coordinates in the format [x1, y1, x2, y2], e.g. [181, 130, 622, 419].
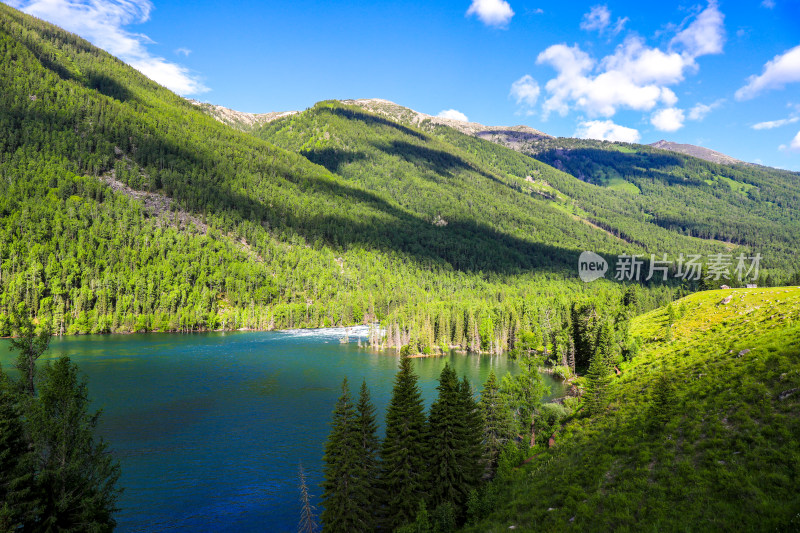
[30, 356, 121, 530]
[500, 351, 548, 446]
[456, 377, 484, 497]
[649, 369, 675, 431]
[321, 378, 360, 532]
[478, 371, 515, 474]
[0, 370, 38, 530]
[351, 380, 380, 531]
[427, 364, 461, 508]
[380, 355, 428, 530]
[584, 321, 613, 416]
[9, 304, 51, 397]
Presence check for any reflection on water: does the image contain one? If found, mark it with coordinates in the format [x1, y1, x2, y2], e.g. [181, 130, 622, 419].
[0, 331, 564, 532]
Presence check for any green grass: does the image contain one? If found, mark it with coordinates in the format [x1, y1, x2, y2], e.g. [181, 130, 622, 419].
[467, 287, 800, 532]
[605, 176, 641, 195]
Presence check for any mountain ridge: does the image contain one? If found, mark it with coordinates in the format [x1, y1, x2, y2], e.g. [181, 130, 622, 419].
[649, 139, 746, 166]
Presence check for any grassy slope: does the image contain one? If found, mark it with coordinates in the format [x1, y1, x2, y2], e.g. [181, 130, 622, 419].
[469, 287, 800, 531]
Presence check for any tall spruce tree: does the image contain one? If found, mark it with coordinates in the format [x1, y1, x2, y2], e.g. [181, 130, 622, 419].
[479, 371, 515, 475]
[584, 321, 614, 416]
[30, 356, 121, 530]
[352, 380, 380, 531]
[0, 370, 38, 530]
[649, 369, 675, 431]
[380, 355, 428, 531]
[427, 364, 461, 508]
[456, 377, 484, 499]
[321, 378, 360, 532]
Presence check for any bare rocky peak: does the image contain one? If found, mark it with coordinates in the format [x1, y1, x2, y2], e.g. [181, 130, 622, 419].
[650, 140, 745, 166]
[340, 98, 552, 141]
[188, 99, 298, 130]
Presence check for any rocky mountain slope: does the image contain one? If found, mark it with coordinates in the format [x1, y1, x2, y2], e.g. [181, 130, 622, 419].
[649, 139, 745, 165]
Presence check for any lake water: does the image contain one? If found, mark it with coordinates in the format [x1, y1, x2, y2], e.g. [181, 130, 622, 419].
[0, 328, 564, 531]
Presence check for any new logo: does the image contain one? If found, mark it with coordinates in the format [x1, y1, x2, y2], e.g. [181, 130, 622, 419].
[578, 251, 608, 282]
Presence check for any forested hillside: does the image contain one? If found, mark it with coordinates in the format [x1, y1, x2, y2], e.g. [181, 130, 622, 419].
[0, 4, 664, 349]
[344, 99, 800, 278]
[1, 3, 797, 355]
[464, 287, 800, 531]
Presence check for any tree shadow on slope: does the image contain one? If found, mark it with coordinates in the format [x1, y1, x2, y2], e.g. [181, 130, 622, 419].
[373, 140, 506, 186]
[300, 148, 367, 174]
[535, 148, 706, 188]
[321, 106, 427, 141]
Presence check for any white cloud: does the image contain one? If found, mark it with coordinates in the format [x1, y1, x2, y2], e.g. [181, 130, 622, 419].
[761, 0, 775, 8]
[466, 0, 514, 27]
[791, 130, 800, 150]
[669, 1, 725, 57]
[780, 130, 800, 152]
[611, 17, 629, 35]
[534, 3, 724, 119]
[574, 120, 640, 143]
[752, 116, 800, 130]
[175, 47, 191, 57]
[687, 99, 723, 120]
[11, 0, 208, 95]
[580, 5, 610, 32]
[537, 39, 683, 118]
[580, 5, 627, 36]
[736, 44, 800, 100]
[509, 74, 540, 112]
[651, 107, 685, 131]
[437, 109, 469, 122]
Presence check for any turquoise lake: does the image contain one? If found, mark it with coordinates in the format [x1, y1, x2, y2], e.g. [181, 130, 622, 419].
[0, 328, 564, 531]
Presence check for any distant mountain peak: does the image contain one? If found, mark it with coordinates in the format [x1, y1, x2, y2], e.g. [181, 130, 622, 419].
[187, 99, 298, 130]
[649, 140, 745, 166]
[340, 98, 552, 145]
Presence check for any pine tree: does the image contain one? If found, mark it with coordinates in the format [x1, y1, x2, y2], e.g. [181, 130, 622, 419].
[0, 370, 38, 530]
[500, 351, 548, 446]
[380, 355, 428, 530]
[30, 356, 121, 530]
[456, 377, 484, 498]
[9, 304, 51, 397]
[584, 321, 613, 416]
[649, 369, 675, 431]
[427, 364, 461, 508]
[321, 378, 360, 532]
[478, 371, 515, 475]
[298, 463, 319, 533]
[351, 380, 380, 531]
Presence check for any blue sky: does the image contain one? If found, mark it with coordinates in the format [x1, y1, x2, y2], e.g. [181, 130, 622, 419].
[5, 0, 800, 169]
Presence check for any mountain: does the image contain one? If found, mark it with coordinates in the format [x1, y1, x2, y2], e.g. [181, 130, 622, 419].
[466, 287, 800, 531]
[1, 2, 798, 349]
[187, 99, 298, 131]
[649, 139, 744, 165]
[342, 98, 552, 150]
[0, 3, 657, 345]
[248, 99, 800, 276]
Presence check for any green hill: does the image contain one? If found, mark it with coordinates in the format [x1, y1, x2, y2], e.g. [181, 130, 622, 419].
[467, 287, 800, 531]
[0, 4, 647, 346]
[341, 99, 800, 278]
[0, 2, 797, 354]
